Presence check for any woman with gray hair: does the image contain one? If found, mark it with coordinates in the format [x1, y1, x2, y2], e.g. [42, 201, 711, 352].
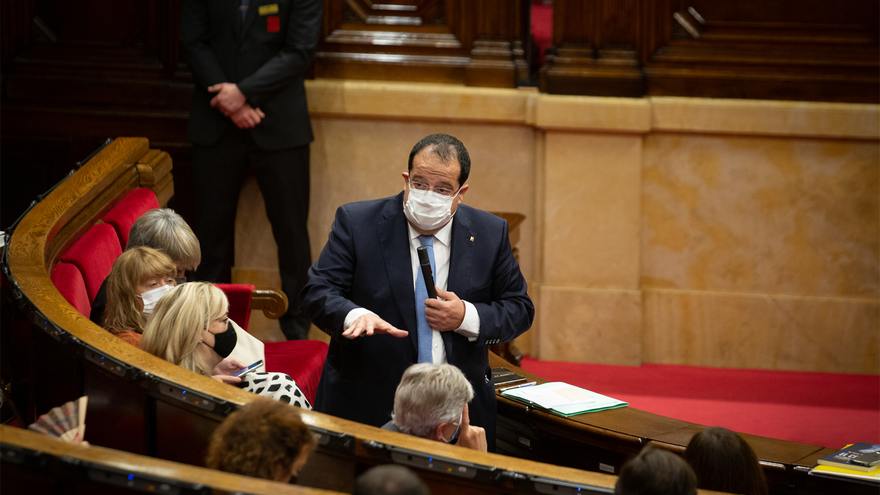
[383, 363, 487, 452]
[91, 208, 201, 326]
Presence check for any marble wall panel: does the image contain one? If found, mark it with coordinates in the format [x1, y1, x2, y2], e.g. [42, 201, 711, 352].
[643, 289, 880, 374]
[642, 134, 880, 298]
[542, 132, 642, 289]
[537, 286, 642, 365]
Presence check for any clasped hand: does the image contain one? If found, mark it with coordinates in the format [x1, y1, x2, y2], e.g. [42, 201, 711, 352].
[208, 82, 264, 129]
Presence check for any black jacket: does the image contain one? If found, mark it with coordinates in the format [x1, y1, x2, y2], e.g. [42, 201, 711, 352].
[179, 0, 322, 149]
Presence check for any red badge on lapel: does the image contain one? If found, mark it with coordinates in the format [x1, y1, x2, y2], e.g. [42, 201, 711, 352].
[267, 16, 280, 32]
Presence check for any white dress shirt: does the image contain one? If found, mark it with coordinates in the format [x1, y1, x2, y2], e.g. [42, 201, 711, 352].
[343, 219, 481, 364]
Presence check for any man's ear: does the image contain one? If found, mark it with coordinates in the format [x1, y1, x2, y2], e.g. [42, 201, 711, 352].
[456, 184, 469, 204]
[428, 422, 447, 442]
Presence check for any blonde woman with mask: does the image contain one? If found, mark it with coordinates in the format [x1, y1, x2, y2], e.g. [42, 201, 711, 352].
[103, 246, 177, 347]
[141, 282, 310, 408]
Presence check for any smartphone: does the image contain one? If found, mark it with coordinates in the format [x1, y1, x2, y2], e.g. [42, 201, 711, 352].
[232, 360, 264, 378]
[851, 452, 880, 467]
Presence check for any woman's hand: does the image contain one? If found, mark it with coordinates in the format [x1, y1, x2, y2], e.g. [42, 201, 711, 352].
[212, 374, 242, 384]
[213, 357, 246, 376]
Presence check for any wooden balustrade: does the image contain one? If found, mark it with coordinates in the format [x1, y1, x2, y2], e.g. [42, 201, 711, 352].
[1, 426, 337, 495]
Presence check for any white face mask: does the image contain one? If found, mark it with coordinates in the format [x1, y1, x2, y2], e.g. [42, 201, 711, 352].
[404, 186, 461, 232]
[139, 284, 174, 315]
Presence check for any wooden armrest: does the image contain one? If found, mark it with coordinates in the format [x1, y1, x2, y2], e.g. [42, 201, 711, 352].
[251, 288, 288, 319]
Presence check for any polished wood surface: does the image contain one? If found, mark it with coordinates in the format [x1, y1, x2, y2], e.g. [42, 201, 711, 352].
[0, 426, 340, 495]
[315, 0, 525, 87]
[489, 354, 879, 494]
[540, 0, 879, 102]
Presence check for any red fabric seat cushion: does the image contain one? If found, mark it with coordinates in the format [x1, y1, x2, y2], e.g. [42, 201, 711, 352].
[264, 340, 328, 407]
[102, 189, 159, 249]
[60, 223, 123, 304]
[51, 263, 91, 317]
[215, 283, 254, 331]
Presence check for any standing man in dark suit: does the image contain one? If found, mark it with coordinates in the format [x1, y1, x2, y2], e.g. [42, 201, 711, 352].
[300, 134, 534, 450]
[180, 0, 322, 340]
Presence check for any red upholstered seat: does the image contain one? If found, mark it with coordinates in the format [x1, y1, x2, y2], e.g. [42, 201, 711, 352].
[215, 283, 254, 331]
[102, 189, 159, 249]
[60, 223, 123, 304]
[51, 263, 91, 317]
[264, 340, 328, 407]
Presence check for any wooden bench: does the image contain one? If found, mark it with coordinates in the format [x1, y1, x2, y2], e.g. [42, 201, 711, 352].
[0, 425, 341, 495]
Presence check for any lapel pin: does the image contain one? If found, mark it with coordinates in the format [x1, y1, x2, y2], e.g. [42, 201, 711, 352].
[469, 236, 474, 242]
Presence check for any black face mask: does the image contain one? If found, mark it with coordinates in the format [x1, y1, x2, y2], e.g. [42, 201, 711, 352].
[204, 320, 237, 359]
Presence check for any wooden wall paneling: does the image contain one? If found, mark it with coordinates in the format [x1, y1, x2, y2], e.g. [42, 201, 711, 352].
[464, 0, 517, 88]
[642, 0, 880, 103]
[540, 0, 645, 97]
[315, 0, 519, 87]
[1, 0, 34, 69]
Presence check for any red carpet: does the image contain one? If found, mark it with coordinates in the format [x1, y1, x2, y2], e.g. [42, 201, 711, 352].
[520, 357, 880, 449]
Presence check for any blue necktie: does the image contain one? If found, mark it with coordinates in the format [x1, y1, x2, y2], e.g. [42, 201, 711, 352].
[415, 235, 436, 363]
[240, 0, 250, 23]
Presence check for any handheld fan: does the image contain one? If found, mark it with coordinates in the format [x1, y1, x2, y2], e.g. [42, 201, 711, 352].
[28, 396, 88, 443]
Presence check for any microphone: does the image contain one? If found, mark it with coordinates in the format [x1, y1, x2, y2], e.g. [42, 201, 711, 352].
[417, 246, 437, 299]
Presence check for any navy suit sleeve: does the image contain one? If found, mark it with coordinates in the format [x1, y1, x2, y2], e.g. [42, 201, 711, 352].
[179, 0, 228, 89]
[238, 0, 322, 107]
[472, 219, 534, 346]
[299, 204, 361, 341]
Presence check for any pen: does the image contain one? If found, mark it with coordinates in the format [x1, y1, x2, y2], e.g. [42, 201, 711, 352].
[500, 381, 537, 392]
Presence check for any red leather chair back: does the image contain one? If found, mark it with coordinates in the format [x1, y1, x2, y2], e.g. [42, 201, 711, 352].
[103, 189, 159, 249]
[60, 223, 123, 304]
[215, 283, 253, 331]
[51, 262, 91, 317]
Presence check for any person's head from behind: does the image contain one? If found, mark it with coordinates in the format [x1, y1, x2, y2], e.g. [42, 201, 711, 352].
[391, 363, 473, 444]
[104, 246, 177, 335]
[354, 464, 430, 495]
[615, 446, 697, 495]
[128, 208, 201, 279]
[140, 282, 234, 374]
[206, 398, 317, 482]
[683, 426, 768, 495]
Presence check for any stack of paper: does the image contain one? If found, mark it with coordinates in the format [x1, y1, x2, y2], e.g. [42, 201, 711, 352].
[501, 382, 627, 417]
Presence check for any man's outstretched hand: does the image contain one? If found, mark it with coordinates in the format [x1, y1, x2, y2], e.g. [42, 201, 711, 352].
[208, 82, 246, 116]
[343, 314, 409, 339]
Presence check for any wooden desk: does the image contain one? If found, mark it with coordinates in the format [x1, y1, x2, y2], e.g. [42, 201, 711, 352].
[491, 354, 874, 495]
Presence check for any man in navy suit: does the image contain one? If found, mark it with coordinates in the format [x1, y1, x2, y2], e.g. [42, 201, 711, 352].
[300, 134, 534, 450]
[180, 0, 322, 340]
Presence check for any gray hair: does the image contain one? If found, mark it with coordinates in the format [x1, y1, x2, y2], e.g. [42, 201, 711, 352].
[128, 209, 201, 270]
[391, 363, 474, 438]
